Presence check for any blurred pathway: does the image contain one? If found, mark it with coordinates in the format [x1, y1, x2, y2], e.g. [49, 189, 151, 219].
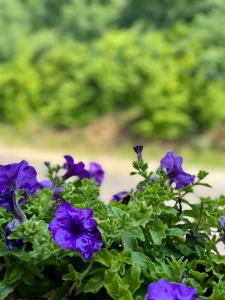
[0, 145, 224, 201]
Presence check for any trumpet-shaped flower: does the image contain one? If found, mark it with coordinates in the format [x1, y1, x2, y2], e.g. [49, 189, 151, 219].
[89, 162, 104, 185]
[0, 160, 39, 221]
[160, 151, 195, 189]
[4, 219, 23, 250]
[112, 191, 129, 202]
[49, 202, 103, 261]
[147, 279, 201, 300]
[63, 155, 104, 185]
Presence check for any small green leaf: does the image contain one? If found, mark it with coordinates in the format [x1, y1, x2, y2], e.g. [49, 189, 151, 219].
[4, 265, 24, 284]
[150, 228, 166, 245]
[131, 252, 150, 271]
[122, 264, 142, 294]
[84, 273, 104, 294]
[166, 228, 185, 238]
[0, 281, 16, 300]
[62, 264, 83, 287]
[95, 248, 111, 267]
[104, 270, 132, 300]
[122, 227, 145, 241]
[0, 241, 9, 257]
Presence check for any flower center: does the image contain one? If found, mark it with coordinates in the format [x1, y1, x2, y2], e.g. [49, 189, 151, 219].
[70, 222, 84, 236]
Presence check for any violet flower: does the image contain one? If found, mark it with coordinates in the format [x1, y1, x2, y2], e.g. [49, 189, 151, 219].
[146, 279, 201, 300]
[89, 162, 104, 185]
[221, 216, 225, 242]
[0, 160, 39, 222]
[62, 155, 89, 181]
[133, 144, 143, 161]
[62, 155, 104, 185]
[4, 219, 23, 250]
[160, 151, 195, 189]
[111, 191, 129, 202]
[39, 179, 64, 201]
[49, 202, 103, 261]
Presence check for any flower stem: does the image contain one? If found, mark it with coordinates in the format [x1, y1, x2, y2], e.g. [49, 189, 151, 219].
[12, 193, 27, 223]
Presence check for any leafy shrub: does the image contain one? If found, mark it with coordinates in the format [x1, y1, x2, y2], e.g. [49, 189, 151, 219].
[0, 147, 224, 299]
[0, 0, 225, 140]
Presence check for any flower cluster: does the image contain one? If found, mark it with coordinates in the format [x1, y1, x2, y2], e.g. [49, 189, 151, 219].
[0, 146, 224, 300]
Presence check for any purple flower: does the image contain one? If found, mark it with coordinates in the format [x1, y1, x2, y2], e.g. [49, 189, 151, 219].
[160, 152, 195, 189]
[49, 202, 103, 261]
[0, 161, 39, 221]
[62, 155, 104, 185]
[39, 179, 64, 200]
[4, 219, 23, 250]
[112, 191, 129, 202]
[62, 155, 89, 181]
[133, 144, 143, 160]
[89, 162, 104, 185]
[0, 160, 39, 195]
[147, 279, 201, 300]
[221, 216, 225, 242]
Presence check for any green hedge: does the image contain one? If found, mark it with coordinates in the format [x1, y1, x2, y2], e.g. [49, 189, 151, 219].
[0, 26, 225, 140]
[0, 0, 225, 140]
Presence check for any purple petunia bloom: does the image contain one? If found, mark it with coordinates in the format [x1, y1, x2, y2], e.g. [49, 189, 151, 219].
[111, 191, 129, 202]
[160, 151, 195, 189]
[62, 155, 89, 181]
[49, 202, 103, 261]
[147, 279, 201, 300]
[0, 160, 39, 221]
[89, 162, 104, 185]
[133, 144, 143, 161]
[4, 219, 23, 250]
[39, 179, 64, 201]
[221, 216, 225, 242]
[62, 155, 104, 185]
[0, 160, 39, 195]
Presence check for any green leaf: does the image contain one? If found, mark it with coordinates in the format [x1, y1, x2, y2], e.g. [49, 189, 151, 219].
[4, 265, 24, 284]
[62, 264, 83, 287]
[48, 282, 71, 300]
[94, 248, 111, 267]
[189, 270, 208, 284]
[176, 244, 194, 256]
[122, 226, 145, 241]
[104, 270, 132, 300]
[0, 281, 16, 300]
[197, 170, 209, 180]
[122, 237, 138, 252]
[0, 241, 9, 257]
[131, 252, 151, 271]
[83, 273, 104, 294]
[122, 264, 142, 294]
[150, 228, 166, 245]
[166, 228, 185, 238]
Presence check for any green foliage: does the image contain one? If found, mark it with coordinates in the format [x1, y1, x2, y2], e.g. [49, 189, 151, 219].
[0, 153, 224, 299]
[0, 0, 225, 140]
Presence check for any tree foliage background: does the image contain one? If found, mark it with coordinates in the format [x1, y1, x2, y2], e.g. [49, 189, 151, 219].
[0, 0, 225, 140]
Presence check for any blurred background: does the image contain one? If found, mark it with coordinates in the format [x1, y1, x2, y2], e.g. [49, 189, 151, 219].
[0, 0, 225, 199]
